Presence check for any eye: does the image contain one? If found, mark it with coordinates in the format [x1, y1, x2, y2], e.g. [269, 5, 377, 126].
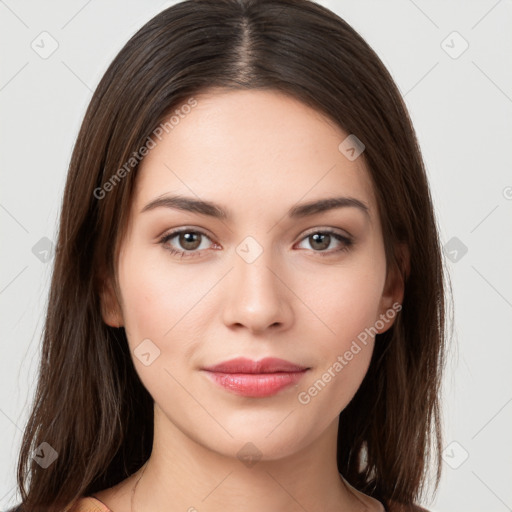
[159, 228, 215, 259]
[159, 227, 354, 259]
[295, 229, 353, 256]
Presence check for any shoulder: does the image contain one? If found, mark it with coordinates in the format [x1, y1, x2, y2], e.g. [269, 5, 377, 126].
[3, 497, 112, 512]
[67, 496, 113, 512]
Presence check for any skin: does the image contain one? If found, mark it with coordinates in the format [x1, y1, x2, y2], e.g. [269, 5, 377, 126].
[96, 89, 404, 512]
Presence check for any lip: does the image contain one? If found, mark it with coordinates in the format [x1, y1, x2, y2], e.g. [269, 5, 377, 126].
[203, 357, 308, 374]
[201, 357, 309, 398]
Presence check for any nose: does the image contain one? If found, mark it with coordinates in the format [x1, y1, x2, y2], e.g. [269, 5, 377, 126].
[221, 242, 294, 334]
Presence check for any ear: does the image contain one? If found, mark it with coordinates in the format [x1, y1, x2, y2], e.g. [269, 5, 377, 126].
[98, 272, 124, 328]
[376, 243, 409, 334]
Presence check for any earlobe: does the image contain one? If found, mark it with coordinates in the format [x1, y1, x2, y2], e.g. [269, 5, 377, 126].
[377, 243, 409, 333]
[99, 274, 124, 328]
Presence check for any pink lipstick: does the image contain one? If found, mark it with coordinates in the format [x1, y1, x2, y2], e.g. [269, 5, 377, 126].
[201, 357, 309, 398]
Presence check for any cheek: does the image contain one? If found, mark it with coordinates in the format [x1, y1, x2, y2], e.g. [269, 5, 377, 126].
[297, 282, 377, 416]
[116, 249, 206, 402]
[298, 259, 385, 346]
[293, 258, 384, 410]
[118, 247, 206, 342]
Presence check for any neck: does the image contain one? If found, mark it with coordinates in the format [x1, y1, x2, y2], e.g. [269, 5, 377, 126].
[133, 404, 360, 512]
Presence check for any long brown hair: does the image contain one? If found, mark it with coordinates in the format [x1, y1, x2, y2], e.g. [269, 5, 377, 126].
[14, 1, 451, 510]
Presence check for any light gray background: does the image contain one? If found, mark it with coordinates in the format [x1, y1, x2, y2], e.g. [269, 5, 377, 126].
[1, 1, 511, 511]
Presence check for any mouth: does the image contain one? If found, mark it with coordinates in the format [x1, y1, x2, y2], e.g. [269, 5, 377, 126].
[201, 357, 310, 398]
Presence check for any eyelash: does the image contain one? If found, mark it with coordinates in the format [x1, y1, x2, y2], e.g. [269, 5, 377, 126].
[159, 228, 354, 259]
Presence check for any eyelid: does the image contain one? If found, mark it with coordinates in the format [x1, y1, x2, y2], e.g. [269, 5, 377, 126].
[159, 225, 353, 244]
[300, 225, 353, 240]
[159, 225, 355, 261]
[159, 225, 213, 240]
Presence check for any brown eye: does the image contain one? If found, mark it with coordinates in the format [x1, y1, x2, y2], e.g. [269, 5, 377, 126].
[308, 233, 331, 251]
[296, 229, 353, 256]
[159, 229, 214, 258]
[177, 232, 202, 251]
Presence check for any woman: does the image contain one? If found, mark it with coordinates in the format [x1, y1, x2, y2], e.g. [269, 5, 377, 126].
[11, 0, 449, 511]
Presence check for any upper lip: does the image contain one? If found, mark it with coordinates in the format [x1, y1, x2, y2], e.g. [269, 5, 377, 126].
[202, 357, 308, 374]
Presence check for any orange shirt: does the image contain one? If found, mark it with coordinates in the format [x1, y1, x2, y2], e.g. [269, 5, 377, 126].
[68, 496, 112, 512]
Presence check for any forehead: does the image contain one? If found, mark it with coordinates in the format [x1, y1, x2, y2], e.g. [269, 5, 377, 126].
[134, 89, 377, 219]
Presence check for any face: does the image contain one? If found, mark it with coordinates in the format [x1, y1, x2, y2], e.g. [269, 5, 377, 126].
[101, 89, 403, 461]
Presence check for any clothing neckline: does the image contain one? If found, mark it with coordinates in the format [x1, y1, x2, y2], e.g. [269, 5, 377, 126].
[339, 473, 386, 512]
[88, 477, 386, 512]
[88, 495, 112, 511]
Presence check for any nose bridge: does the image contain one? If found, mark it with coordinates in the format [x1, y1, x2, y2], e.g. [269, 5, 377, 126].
[236, 235, 278, 293]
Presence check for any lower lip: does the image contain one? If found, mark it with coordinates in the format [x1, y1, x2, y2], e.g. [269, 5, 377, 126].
[203, 370, 307, 397]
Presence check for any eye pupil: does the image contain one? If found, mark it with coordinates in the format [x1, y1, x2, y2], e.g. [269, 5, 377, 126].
[310, 233, 330, 251]
[180, 232, 201, 250]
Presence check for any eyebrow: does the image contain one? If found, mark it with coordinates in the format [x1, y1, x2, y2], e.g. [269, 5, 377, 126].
[140, 194, 370, 219]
